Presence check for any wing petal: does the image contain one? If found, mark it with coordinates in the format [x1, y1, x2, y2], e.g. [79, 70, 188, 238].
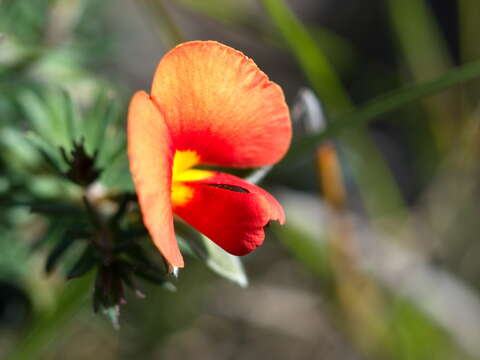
[172, 172, 284, 256]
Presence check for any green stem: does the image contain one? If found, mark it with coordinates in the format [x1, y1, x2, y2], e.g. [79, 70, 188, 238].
[285, 59, 480, 161]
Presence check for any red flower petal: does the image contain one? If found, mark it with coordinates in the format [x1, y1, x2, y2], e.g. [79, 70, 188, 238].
[172, 172, 284, 256]
[127, 91, 184, 268]
[151, 41, 291, 168]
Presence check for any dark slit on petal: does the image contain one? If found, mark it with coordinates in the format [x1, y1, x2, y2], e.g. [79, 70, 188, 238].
[205, 183, 250, 193]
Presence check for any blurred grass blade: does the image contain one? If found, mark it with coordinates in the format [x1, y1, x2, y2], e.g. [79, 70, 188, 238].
[459, 0, 480, 63]
[287, 59, 480, 159]
[310, 26, 355, 76]
[261, 0, 352, 113]
[459, 0, 480, 99]
[388, 0, 452, 82]
[6, 275, 93, 360]
[175, 0, 250, 26]
[388, 0, 457, 151]
[138, 0, 185, 46]
[201, 235, 248, 288]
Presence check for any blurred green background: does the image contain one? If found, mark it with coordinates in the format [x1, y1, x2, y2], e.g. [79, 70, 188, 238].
[2, 0, 480, 359]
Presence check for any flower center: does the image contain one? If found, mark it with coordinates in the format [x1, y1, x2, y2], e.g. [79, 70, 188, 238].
[171, 150, 212, 206]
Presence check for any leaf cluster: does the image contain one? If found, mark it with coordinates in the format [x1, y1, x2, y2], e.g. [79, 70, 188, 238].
[0, 0, 249, 329]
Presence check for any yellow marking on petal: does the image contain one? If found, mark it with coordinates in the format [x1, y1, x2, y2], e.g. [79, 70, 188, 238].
[175, 169, 213, 182]
[172, 150, 213, 183]
[170, 150, 214, 206]
[171, 183, 194, 206]
[172, 150, 201, 179]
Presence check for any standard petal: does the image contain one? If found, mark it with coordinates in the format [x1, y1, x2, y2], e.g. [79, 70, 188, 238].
[127, 91, 184, 268]
[172, 172, 285, 256]
[151, 41, 291, 168]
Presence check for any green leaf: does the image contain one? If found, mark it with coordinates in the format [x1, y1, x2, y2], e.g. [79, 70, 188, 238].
[84, 89, 119, 156]
[18, 90, 56, 143]
[0, 229, 31, 279]
[25, 132, 67, 172]
[45, 234, 79, 274]
[29, 200, 84, 217]
[201, 235, 248, 288]
[60, 89, 80, 144]
[174, 220, 208, 260]
[30, 218, 68, 252]
[171, 221, 248, 286]
[99, 152, 133, 192]
[66, 245, 97, 280]
[43, 89, 71, 149]
[0, 0, 50, 45]
[0, 127, 40, 170]
[133, 264, 168, 285]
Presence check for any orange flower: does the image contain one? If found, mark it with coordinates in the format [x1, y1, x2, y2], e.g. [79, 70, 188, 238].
[127, 41, 291, 268]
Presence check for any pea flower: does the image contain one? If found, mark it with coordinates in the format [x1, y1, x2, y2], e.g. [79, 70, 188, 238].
[128, 41, 291, 269]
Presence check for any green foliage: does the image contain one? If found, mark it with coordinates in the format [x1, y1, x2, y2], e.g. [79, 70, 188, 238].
[3, 1, 480, 359]
[175, 220, 248, 287]
[0, 0, 50, 45]
[387, 299, 463, 360]
[0, 0, 245, 336]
